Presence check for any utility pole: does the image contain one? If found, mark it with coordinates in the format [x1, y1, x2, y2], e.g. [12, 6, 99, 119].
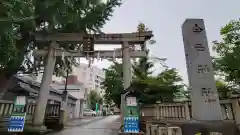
[60, 69, 69, 124]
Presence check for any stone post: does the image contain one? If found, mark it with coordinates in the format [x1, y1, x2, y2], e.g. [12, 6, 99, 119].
[155, 104, 160, 120]
[60, 90, 68, 125]
[182, 19, 222, 120]
[184, 102, 191, 120]
[231, 98, 240, 124]
[80, 99, 84, 118]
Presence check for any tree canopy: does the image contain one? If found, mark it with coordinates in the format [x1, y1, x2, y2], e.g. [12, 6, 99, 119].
[102, 23, 184, 107]
[102, 61, 123, 108]
[0, 0, 122, 77]
[88, 90, 103, 110]
[216, 80, 233, 99]
[0, 0, 122, 98]
[132, 68, 183, 104]
[212, 19, 240, 86]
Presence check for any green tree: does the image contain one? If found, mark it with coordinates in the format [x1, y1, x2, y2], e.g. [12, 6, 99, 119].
[133, 23, 183, 104]
[212, 19, 240, 86]
[103, 61, 183, 106]
[88, 90, 103, 110]
[216, 80, 232, 99]
[0, 0, 122, 99]
[102, 61, 123, 108]
[132, 68, 183, 104]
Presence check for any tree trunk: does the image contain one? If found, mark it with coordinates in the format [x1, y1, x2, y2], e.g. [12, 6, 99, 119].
[0, 74, 15, 100]
[0, 74, 10, 99]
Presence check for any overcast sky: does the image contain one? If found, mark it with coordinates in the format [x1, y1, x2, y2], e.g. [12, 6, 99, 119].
[81, 0, 240, 84]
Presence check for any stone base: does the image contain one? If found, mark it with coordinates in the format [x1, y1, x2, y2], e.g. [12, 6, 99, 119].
[44, 119, 63, 131]
[118, 131, 145, 135]
[21, 125, 51, 135]
[25, 125, 47, 132]
[178, 120, 240, 135]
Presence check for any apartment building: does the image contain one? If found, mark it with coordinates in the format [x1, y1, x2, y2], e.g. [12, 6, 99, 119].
[72, 63, 105, 95]
[36, 63, 105, 101]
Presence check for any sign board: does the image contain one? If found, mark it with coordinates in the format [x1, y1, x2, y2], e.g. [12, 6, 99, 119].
[124, 117, 139, 133]
[95, 103, 99, 113]
[125, 106, 138, 117]
[14, 96, 26, 108]
[124, 96, 139, 133]
[126, 97, 137, 106]
[8, 113, 26, 132]
[34, 31, 153, 43]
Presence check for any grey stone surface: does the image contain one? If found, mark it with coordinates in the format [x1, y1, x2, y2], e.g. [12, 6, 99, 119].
[179, 120, 240, 135]
[48, 116, 119, 135]
[182, 19, 222, 120]
[65, 116, 104, 128]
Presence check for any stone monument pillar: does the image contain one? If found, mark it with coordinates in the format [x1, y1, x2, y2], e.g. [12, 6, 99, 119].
[182, 19, 222, 120]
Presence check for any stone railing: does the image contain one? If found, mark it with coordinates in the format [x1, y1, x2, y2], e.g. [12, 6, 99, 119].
[140, 98, 240, 135]
[0, 100, 61, 123]
[140, 98, 240, 123]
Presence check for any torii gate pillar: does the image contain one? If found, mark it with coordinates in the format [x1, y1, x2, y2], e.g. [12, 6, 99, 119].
[33, 42, 57, 128]
[121, 41, 132, 123]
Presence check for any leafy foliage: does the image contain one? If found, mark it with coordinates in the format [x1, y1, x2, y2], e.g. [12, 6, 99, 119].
[0, 0, 122, 78]
[88, 90, 103, 110]
[212, 19, 240, 86]
[132, 50, 154, 80]
[216, 80, 233, 99]
[102, 62, 123, 108]
[132, 68, 183, 104]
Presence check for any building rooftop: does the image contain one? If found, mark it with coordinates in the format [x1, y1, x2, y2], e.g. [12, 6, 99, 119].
[14, 75, 77, 100]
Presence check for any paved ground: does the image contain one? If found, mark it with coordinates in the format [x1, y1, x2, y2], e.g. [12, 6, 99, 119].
[49, 115, 120, 135]
[65, 116, 105, 128]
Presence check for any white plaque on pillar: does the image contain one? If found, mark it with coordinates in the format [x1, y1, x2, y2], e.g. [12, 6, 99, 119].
[126, 97, 137, 106]
[182, 19, 222, 120]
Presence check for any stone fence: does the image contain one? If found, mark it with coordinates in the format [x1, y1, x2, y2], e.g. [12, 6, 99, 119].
[140, 98, 240, 123]
[0, 100, 61, 131]
[140, 98, 240, 135]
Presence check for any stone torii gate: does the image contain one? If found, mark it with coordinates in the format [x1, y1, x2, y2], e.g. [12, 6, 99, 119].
[32, 32, 153, 127]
